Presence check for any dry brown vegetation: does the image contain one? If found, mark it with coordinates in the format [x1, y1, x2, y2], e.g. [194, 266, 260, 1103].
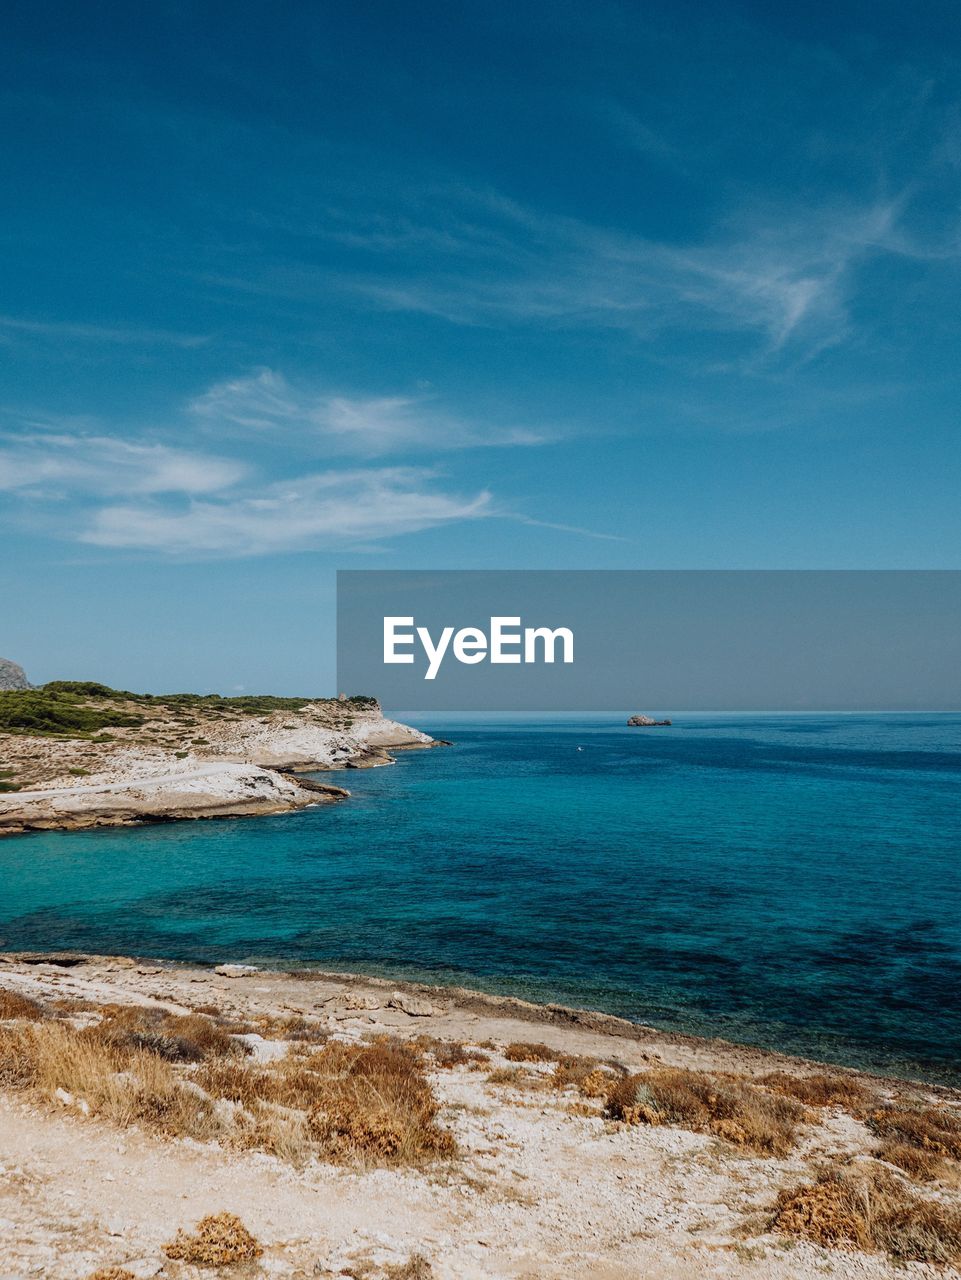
[414, 1035, 489, 1069]
[773, 1162, 961, 1266]
[342, 1255, 435, 1280]
[5, 979, 961, 1277]
[0, 1019, 224, 1141]
[164, 1212, 263, 1265]
[868, 1104, 961, 1160]
[605, 1067, 807, 1155]
[550, 1054, 618, 1099]
[308, 1040, 455, 1163]
[503, 1041, 558, 1063]
[761, 1070, 873, 1111]
[863, 1104, 961, 1184]
[199, 1038, 455, 1165]
[254, 1012, 330, 1043]
[384, 1255, 435, 1279]
[486, 1065, 545, 1089]
[49, 996, 104, 1014]
[877, 1141, 944, 1181]
[92, 1003, 247, 1062]
[0, 987, 45, 1021]
[0, 1007, 454, 1168]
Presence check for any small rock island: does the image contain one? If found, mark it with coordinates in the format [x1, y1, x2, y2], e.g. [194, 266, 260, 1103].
[627, 714, 672, 726]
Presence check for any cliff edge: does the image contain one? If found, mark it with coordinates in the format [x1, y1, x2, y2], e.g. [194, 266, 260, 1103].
[0, 684, 433, 836]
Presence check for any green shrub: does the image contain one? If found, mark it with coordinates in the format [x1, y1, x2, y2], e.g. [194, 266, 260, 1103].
[0, 690, 145, 736]
[0, 683, 377, 739]
[41, 681, 135, 698]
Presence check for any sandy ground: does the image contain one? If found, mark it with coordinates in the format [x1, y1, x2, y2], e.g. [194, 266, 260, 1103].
[1, 954, 958, 1280]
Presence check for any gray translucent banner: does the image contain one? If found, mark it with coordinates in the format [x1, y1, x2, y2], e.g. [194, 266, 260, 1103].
[336, 570, 961, 713]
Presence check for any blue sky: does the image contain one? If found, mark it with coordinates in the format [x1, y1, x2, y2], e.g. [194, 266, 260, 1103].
[1, 0, 960, 691]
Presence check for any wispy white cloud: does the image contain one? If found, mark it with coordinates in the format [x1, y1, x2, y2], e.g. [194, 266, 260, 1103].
[189, 369, 550, 454]
[347, 192, 906, 361]
[82, 467, 493, 556]
[0, 432, 245, 497]
[0, 314, 209, 348]
[596, 102, 687, 171]
[0, 422, 498, 556]
[512, 513, 629, 543]
[0, 376, 612, 556]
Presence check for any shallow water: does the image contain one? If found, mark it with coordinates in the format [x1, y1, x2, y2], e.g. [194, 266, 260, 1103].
[2, 714, 960, 1083]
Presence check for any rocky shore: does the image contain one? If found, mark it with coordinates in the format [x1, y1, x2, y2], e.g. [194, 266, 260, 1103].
[0, 688, 434, 836]
[1, 952, 960, 1279]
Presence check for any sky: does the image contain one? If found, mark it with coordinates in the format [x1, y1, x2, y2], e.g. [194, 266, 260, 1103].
[1, 0, 960, 692]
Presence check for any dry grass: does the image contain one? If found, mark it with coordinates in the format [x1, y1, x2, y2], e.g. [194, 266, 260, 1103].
[198, 1054, 322, 1110]
[50, 997, 101, 1014]
[253, 1012, 330, 1043]
[761, 1070, 872, 1111]
[0, 1014, 455, 1169]
[86, 1269, 136, 1280]
[878, 1141, 944, 1181]
[550, 1054, 617, 1098]
[867, 1105, 961, 1161]
[0, 1024, 450, 1168]
[384, 1255, 434, 1279]
[773, 1163, 961, 1266]
[487, 1053, 616, 1099]
[306, 1040, 455, 1164]
[0, 1020, 223, 1141]
[503, 1041, 558, 1063]
[565, 1099, 602, 1117]
[413, 1035, 488, 1069]
[199, 1039, 455, 1166]
[90, 1004, 245, 1062]
[486, 1065, 545, 1089]
[0, 987, 45, 1021]
[164, 1212, 263, 1265]
[605, 1067, 807, 1155]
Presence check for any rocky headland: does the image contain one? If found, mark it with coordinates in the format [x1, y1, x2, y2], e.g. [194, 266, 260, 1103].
[0, 681, 435, 836]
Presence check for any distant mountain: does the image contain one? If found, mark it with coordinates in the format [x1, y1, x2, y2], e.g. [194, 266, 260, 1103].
[0, 658, 30, 691]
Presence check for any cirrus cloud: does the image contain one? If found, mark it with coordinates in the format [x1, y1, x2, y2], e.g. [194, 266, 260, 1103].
[81, 467, 494, 556]
[0, 431, 246, 497]
[189, 369, 551, 454]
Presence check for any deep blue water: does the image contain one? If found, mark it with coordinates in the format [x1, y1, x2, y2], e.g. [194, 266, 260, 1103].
[2, 715, 960, 1084]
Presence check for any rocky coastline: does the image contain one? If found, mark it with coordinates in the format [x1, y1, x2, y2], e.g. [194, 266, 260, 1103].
[1, 950, 960, 1279]
[0, 685, 435, 836]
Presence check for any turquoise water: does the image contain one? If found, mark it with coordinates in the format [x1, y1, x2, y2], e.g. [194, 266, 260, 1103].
[2, 715, 960, 1084]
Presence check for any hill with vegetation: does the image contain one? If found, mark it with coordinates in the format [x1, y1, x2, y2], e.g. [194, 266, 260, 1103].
[0, 682, 378, 740]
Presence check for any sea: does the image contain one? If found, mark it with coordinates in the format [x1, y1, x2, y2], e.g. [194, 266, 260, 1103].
[2, 714, 959, 1085]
